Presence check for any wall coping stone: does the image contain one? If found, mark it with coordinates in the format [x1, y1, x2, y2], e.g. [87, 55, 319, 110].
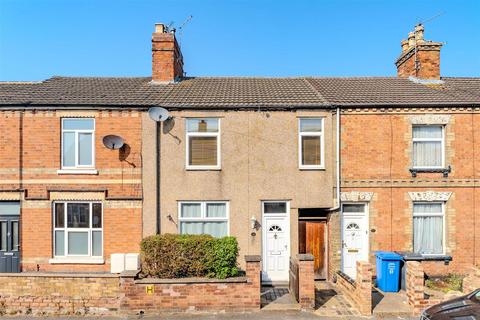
[135, 276, 248, 284]
[119, 270, 140, 278]
[297, 253, 315, 261]
[0, 272, 119, 278]
[245, 255, 261, 262]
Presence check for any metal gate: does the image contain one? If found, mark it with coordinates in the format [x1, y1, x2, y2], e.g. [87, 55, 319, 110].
[0, 202, 21, 273]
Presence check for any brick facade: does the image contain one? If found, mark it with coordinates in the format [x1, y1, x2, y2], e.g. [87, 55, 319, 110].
[0, 110, 143, 272]
[337, 110, 480, 277]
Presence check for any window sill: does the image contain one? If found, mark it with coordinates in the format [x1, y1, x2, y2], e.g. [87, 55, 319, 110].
[409, 165, 451, 178]
[49, 257, 104, 264]
[186, 167, 221, 171]
[299, 166, 325, 171]
[57, 169, 99, 175]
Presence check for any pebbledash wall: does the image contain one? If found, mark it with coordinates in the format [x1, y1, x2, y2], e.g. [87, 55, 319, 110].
[155, 109, 336, 268]
[0, 109, 143, 272]
[332, 109, 480, 276]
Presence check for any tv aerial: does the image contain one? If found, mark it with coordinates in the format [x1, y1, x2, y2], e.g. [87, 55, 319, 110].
[102, 135, 125, 150]
[148, 107, 172, 122]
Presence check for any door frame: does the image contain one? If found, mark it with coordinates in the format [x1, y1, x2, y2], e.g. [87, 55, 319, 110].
[261, 200, 290, 283]
[340, 202, 369, 276]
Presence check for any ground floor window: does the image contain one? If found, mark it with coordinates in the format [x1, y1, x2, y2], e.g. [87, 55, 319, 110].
[413, 202, 444, 255]
[178, 201, 229, 238]
[53, 202, 103, 257]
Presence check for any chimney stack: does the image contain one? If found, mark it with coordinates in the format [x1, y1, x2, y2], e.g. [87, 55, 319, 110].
[395, 24, 443, 80]
[151, 23, 184, 83]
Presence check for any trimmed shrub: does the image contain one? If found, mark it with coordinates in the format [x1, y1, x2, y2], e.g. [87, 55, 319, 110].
[140, 234, 239, 279]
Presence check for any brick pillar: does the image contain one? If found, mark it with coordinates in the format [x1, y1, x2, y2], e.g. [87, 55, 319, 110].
[406, 261, 425, 314]
[297, 254, 315, 310]
[119, 270, 141, 311]
[245, 255, 261, 310]
[356, 261, 372, 315]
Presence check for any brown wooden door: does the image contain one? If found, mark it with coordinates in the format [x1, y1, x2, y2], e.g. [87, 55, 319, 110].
[299, 221, 326, 279]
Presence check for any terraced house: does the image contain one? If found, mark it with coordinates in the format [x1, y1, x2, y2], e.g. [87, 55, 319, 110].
[0, 23, 479, 283]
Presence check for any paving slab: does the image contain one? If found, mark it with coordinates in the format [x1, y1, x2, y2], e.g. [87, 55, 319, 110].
[372, 288, 413, 317]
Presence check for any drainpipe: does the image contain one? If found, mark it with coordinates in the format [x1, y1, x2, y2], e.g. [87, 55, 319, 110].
[328, 107, 341, 212]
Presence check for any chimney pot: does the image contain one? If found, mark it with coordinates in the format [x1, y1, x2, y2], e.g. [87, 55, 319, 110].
[396, 25, 443, 80]
[408, 31, 415, 47]
[415, 24, 425, 42]
[155, 23, 165, 33]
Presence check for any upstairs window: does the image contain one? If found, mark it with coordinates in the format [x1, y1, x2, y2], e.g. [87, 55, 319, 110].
[299, 118, 324, 169]
[412, 125, 444, 168]
[186, 118, 220, 169]
[413, 202, 444, 255]
[62, 119, 95, 169]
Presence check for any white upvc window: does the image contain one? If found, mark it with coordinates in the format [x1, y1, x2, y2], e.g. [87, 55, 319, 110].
[413, 202, 445, 255]
[53, 202, 103, 258]
[61, 118, 95, 169]
[178, 201, 229, 238]
[185, 118, 221, 170]
[412, 125, 444, 169]
[299, 118, 324, 169]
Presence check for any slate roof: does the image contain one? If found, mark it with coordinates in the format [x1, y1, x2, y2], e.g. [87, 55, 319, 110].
[0, 75, 479, 108]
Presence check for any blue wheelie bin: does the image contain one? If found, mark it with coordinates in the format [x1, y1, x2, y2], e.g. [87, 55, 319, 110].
[375, 251, 402, 292]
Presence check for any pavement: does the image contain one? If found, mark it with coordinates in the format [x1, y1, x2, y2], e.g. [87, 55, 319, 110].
[30, 312, 418, 320]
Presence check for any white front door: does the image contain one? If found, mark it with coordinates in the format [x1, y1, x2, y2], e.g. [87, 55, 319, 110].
[262, 201, 290, 283]
[341, 203, 369, 280]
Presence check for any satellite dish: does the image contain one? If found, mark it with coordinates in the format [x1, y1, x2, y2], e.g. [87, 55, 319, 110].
[148, 107, 171, 122]
[102, 135, 124, 150]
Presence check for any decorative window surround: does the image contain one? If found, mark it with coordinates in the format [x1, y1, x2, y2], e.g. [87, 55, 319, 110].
[340, 191, 374, 202]
[408, 191, 452, 202]
[409, 114, 451, 125]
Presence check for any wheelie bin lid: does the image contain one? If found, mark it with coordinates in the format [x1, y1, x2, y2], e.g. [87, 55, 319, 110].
[374, 251, 402, 260]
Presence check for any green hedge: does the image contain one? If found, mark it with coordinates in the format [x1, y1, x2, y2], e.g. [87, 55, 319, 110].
[140, 234, 239, 279]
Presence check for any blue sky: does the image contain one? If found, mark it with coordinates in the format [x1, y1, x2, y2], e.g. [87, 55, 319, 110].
[0, 0, 479, 81]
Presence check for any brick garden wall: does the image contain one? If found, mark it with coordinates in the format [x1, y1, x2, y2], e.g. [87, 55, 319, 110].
[336, 261, 372, 315]
[406, 261, 442, 315]
[289, 254, 315, 310]
[0, 256, 262, 316]
[120, 256, 261, 314]
[0, 273, 120, 316]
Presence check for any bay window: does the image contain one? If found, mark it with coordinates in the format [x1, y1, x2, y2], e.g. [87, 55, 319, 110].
[53, 202, 103, 258]
[179, 201, 229, 237]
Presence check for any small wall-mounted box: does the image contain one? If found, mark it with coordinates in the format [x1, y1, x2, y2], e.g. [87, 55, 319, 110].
[111, 253, 126, 273]
[111, 253, 140, 273]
